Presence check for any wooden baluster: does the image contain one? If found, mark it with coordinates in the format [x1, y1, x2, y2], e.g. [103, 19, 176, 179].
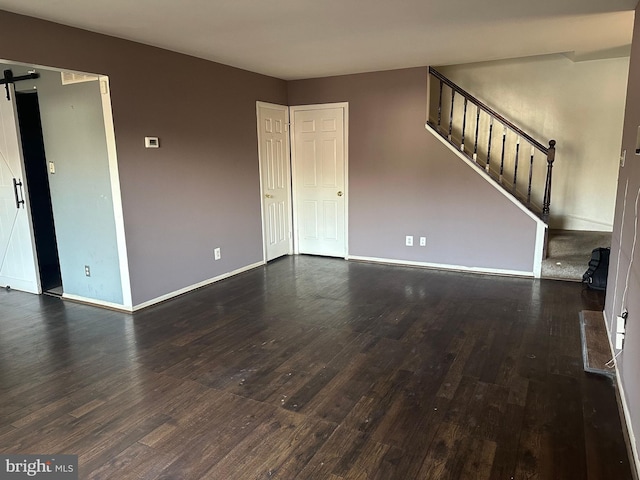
[437, 79, 443, 128]
[429, 68, 554, 220]
[485, 117, 493, 172]
[448, 90, 455, 141]
[461, 98, 468, 152]
[527, 145, 534, 204]
[542, 140, 556, 222]
[500, 127, 507, 178]
[473, 106, 480, 161]
[512, 137, 520, 192]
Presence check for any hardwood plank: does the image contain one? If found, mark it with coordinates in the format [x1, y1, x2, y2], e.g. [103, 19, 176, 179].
[459, 436, 497, 479]
[436, 334, 477, 400]
[296, 426, 369, 480]
[340, 440, 390, 479]
[88, 442, 174, 480]
[202, 409, 306, 478]
[76, 413, 172, 475]
[582, 375, 634, 479]
[282, 367, 340, 413]
[488, 402, 526, 480]
[416, 422, 465, 479]
[0, 256, 633, 480]
[259, 418, 337, 479]
[148, 396, 277, 479]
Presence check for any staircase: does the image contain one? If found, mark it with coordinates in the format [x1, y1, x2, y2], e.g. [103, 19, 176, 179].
[427, 67, 556, 223]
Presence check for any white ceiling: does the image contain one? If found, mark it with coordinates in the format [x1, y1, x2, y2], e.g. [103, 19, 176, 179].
[0, 0, 636, 80]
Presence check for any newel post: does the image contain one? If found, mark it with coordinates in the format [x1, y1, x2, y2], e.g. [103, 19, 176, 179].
[542, 139, 556, 222]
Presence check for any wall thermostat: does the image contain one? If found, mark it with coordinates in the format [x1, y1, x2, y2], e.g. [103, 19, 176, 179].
[145, 137, 159, 148]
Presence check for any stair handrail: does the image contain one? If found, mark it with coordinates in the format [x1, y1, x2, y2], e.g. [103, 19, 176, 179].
[429, 67, 548, 153]
[428, 66, 556, 222]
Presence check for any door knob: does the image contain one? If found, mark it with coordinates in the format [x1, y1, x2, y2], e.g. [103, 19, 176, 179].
[265, 194, 274, 198]
[337, 191, 343, 196]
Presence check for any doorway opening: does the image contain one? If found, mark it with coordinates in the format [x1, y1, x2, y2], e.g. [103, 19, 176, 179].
[15, 91, 62, 295]
[0, 60, 132, 309]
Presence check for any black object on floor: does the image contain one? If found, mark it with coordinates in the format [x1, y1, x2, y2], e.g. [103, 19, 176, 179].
[582, 247, 610, 291]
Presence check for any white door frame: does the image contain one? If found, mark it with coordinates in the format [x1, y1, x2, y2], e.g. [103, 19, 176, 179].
[0, 60, 133, 310]
[256, 101, 293, 262]
[290, 102, 349, 258]
[99, 75, 133, 310]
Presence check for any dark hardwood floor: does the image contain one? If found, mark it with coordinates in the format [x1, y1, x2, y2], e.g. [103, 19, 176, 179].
[0, 256, 633, 479]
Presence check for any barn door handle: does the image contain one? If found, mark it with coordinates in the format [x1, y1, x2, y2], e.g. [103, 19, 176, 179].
[13, 178, 24, 209]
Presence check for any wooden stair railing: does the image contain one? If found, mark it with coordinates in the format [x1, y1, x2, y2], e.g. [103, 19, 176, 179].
[428, 66, 556, 223]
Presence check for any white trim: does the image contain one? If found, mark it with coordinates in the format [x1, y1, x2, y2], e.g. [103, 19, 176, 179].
[613, 357, 640, 472]
[62, 293, 132, 312]
[426, 123, 546, 227]
[132, 261, 265, 311]
[256, 101, 293, 263]
[426, 122, 546, 278]
[533, 223, 546, 278]
[99, 75, 133, 309]
[344, 104, 350, 258]
[291, 112, 300, 255]
[257, 101, 267, 262]
[291, 102, 349, 111]
[426, 70, 431, 128]
[346, 255, 533, 277]
[290, 102, 349, 258]
[603, 309, 640, 478]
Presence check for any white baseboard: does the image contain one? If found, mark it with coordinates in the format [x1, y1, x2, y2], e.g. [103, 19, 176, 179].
[346, 255, 533, 278]
[603, 310, 640, 480]
[62, 293, 132, 312]
[132, 261, 265, 311]
[425, 123, 545, 278]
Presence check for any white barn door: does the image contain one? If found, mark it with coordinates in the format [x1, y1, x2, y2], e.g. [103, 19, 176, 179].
[0, 84, 40, 293]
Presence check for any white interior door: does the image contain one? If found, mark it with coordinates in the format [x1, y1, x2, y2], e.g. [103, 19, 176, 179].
[257, 102, 292, 261]
[291, 104, 347, 257]
[0, 84, 40, 293]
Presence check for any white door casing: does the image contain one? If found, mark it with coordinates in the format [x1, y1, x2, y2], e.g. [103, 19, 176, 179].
[291, 103, 348, 258]
[100, 75, 133, 309]
[0, 83, 40, 293]
[257, 102, 292, 262]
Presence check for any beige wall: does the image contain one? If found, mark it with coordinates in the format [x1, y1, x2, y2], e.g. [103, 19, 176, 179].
[439, 54, 629, 232]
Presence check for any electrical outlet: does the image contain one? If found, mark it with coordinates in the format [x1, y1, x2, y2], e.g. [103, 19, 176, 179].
[405, 236, 413, 247]
[214, 247, 221, 260]
[419, 237, 426, 247]
[84, 265, 91, 277]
